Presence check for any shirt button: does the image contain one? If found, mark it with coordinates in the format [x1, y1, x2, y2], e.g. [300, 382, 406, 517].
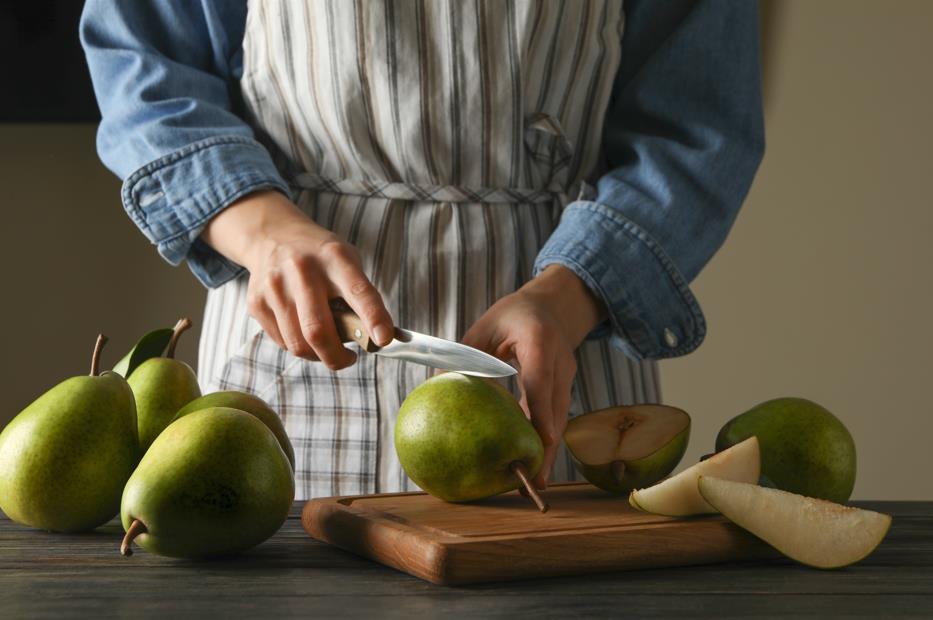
[663, 328, 679, 348]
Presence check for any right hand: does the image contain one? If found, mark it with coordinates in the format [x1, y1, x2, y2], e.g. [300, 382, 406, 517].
[201, 190, 394, 370]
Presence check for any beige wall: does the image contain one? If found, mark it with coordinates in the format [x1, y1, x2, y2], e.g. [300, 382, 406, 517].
[664, 0, 933, 500]
[0, 0, 930, 499]
[0, 125, 205, 419]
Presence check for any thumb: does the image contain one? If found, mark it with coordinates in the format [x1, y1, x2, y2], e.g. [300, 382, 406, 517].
[461, 313, 495, 351]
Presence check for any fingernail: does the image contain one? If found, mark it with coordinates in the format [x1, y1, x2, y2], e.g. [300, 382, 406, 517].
[373, 325, 393, 346]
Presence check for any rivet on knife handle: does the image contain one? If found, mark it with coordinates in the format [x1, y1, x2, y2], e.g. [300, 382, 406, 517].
[330, 300, 380, 353]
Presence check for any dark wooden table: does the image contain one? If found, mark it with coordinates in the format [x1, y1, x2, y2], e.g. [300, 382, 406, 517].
[1, 501, 930, 618]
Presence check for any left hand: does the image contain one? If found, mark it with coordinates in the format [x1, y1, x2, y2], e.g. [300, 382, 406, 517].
[461, 265, 607, 489]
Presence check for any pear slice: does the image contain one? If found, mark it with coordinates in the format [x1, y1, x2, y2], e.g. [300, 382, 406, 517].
[629, 436, 760, 516]
[564, 405, 690, 494]
[698, 476, 892, 569]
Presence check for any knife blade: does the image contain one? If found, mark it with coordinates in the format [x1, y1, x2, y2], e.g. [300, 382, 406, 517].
[330, 301, 516, 378]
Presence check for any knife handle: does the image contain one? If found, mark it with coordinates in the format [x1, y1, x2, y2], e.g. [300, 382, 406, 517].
[330, 300, 380, 353]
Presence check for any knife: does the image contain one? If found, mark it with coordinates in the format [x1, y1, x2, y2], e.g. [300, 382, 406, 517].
[330, 301, 516, 378]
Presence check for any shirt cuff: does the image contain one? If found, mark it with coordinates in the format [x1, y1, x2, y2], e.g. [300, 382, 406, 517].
[120, 135, 290, 288]
[533, 200, 707, 360]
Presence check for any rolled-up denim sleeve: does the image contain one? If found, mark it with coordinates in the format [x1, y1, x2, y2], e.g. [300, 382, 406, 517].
[80, 0, 288, 287]
[534, 0, 765, 361]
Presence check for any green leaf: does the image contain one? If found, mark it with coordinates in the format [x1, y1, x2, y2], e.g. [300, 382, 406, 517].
[112, 328, 173, 378]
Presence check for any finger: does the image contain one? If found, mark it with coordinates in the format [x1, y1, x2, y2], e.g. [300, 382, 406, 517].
[461, 317, 492, 351]
[334, 263, 395, 348]
[537, 442, 559, 491]
[288, 266, 357, 370]
[539, 356, 576, 488]
[517, 348, 557, 489]
[463, 314, 513, 362]
[463, 312, 516, 364]
[247, 292, 287, 351]
[519, 351, 557, 444]
[265, 276, 317, 360]
[551, 354, 576, 439]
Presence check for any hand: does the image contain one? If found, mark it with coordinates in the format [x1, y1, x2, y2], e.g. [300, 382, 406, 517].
[461, 265, 607, 489]
[201, 190, 394, 370]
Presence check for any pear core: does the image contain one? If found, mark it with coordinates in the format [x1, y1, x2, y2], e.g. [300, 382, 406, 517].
[564, 404, 690, 493]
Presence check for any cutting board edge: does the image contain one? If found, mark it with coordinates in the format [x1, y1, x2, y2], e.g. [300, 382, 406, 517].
[301, 495, 777, 585]
[302, 499, 452, 583]
[435, 519, 776, 584]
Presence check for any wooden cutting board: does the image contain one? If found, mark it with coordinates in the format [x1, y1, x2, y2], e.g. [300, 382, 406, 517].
[301, 482, 776, 585]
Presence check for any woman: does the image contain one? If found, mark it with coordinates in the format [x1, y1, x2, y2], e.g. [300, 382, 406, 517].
[81, 0, 763, 500]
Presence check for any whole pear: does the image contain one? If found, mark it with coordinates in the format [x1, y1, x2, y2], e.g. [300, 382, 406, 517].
[128, 318, 201, 452]
[0, 336, 138, 532]
[173, 391, 294, 469]
[120, 407, 295, 559]
[716, 397, 856, 503]
[395, 373, 544, 504]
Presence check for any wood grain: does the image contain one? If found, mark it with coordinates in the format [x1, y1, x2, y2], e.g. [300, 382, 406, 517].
[0, 501, 930, 618]
[330, 299, 379, 352]
[302, 482, 778, 584]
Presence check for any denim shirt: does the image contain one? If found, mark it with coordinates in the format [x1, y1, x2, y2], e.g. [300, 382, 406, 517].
[80, 0, 764, 361]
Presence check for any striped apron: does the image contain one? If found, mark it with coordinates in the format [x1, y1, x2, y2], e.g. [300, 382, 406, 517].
[199, 0, 661, 500]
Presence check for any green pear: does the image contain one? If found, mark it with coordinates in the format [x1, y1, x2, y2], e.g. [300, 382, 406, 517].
[564, 405, 691, 494]
[395, 373, 545, 506]
[0, 336, 138, 532]
[716, 397, 856, 503]
[173, 391, 294, 469]
[128, 318, 201, 452]
[120, 407, 295, 559]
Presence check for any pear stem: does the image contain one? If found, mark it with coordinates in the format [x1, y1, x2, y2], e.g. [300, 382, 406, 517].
[121, 519, 147, 557]
[164, 317, 192, 359]
[90, 334, 107, 377]
[510, 461, 549, 513]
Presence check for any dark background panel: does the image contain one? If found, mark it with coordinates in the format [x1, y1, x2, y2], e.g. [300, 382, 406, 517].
[0, 0, 99, 122]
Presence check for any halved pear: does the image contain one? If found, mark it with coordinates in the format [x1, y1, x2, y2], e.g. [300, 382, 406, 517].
[629, 436, 760, 516]
[698, 476, 891, 569]
[564, 405, 690, 494]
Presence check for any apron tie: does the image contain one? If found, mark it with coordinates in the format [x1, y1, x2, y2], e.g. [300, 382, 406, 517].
[293, 172, 596, 205]
[293, 172, 566, 204]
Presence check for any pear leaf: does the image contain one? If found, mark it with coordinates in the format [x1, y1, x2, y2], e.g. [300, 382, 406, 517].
[112, 328, 173, 378]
